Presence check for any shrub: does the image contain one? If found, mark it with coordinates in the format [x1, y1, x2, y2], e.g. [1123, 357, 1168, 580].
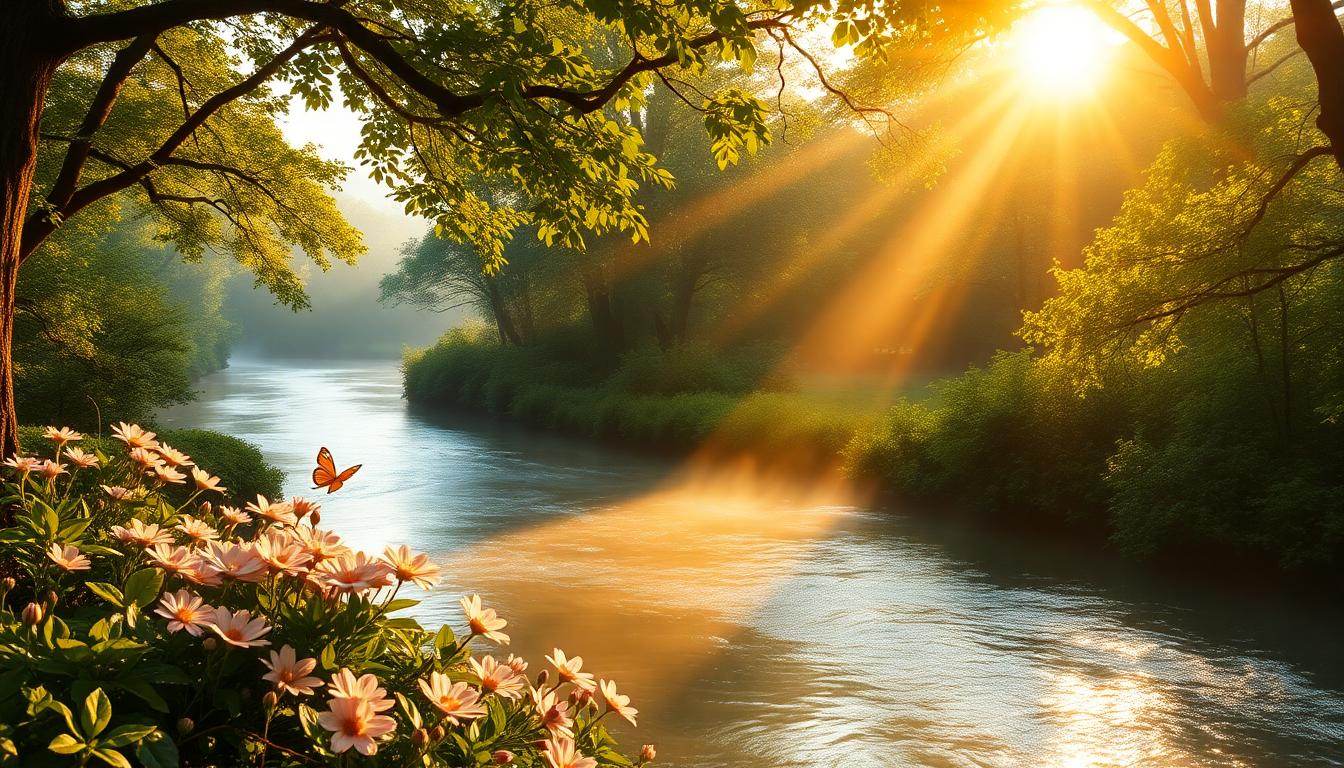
[0, 424, 651, 767]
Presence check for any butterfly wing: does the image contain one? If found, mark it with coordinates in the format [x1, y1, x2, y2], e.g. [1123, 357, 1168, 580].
[312, 447, 337, 488]
[323, 464, 362, 494]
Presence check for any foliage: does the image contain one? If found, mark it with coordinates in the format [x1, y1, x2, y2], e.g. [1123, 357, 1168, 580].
[0, 425, 649, 766]
[16, 207, 237, 429]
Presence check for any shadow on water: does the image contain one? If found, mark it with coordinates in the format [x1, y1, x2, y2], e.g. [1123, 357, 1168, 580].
[161, 359, 1344, 768]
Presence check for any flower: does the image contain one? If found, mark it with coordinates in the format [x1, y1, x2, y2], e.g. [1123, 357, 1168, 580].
[4, 455, 39, 473]
[102, 485, 137, 501]
[175, 515, 219, 543]
[153, 589, 215, 636]
[291, 496, 320, 519]
[505, 654, 529, 675]
[313, 552, 392, 594]
[207, 607, 272, 648]
[219, 505, 252, 525]
[246, 495, 297, 526]
[546, 649, 596, 692]
[128, 447, 162, 470]
[292, 526, 349, 562]
[112, 422, 157, 449]
[44, 426, 83, 445]
[640, 745, 656, 763]
[21, 602, 44, 626]
[543, 737, 598, 768]
[317, 696, 396, 755]
[198, 541, 267, 582]
[460, 594, 510, 645]
[493, 751, 516, 764]
[532, 688, 574, 738]
[47, 543, 90, 572]
[152, 464, 187, 485]
[469, 655, 526, 699]
[38, 460, 68, 480]
[147, 543, 201, 575]
[599, 679, 638, 726]
[111, 519, 174, 548]
[261, 645, 323, 696]
[253, 531, 313, 575]
[329, 669, 395, 712]
[155, 444, 193, 467]
[63, 447, 99, 468]
[191, 467, 226, 494]
[382, 544, 441, 589]
[417, 672, 487, 725]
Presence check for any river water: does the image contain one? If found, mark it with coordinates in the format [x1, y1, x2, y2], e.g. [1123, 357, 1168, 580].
[159, 359, 1344, 767]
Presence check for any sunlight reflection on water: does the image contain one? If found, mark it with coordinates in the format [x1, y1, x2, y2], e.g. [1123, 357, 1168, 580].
[160, 359, 1344, 768]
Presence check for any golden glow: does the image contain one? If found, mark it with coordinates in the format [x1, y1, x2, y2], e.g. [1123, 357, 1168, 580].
[1009, 6, 1120, 97]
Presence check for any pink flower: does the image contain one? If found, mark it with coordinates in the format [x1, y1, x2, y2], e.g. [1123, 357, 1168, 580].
[219, 505, 252, 525]
[291, 496, 321, 520]
[261, 645, 323, 696]
[246, 496, 296, 526]
[63, 447, 99, 468]
[128, 447, 162, 470]
[317, 696, 396, 755]
[43, 426, 83, 445]
[102, 485, 137, 501]
[460, 594, 509, 645]
[154, 444, 193, 468]
[111, 422, 157, 449]
[191, 467, 226, 494]
[417, 672, 486, 725]
[47, 543, 90, 571]
[152, 465, 187, 485]
[198, 541, 267, 583]
[469, 655, 526, 699]
[207, 607, 271, 648]
[146, 543, 200, 575]
[532, 687, 574, 738]
[174, 515, 219, 543]
[4, 455, 39, 473]
[382, 545, 440, 589]
[153, 589, 214, 636]
[292, 526, 349, 562]
[328, 669, 395, 713]
[543, 737, 598, 768]
[599, 679, 638, 726]
[37, 460, 67, 480]
[111, 519, 174, 548]
[546, 648, 596, 692]
[313, 552, 392, 594]
[253, 531, 313, 575]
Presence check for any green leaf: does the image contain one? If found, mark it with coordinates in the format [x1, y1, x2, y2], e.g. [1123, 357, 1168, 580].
[99, 724, 157, 748]
[48, 733, 84, 755]
[122, 569, 163, 608]
[135, 733, 179, 768]
[115, 678, 168, 713]
[86, 583, 124, 608]
[80, 689, 112, 738]
[91, 747, 132, 768]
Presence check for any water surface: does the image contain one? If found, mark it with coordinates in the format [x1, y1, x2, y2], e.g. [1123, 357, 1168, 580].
[161, 359, 1344, 767]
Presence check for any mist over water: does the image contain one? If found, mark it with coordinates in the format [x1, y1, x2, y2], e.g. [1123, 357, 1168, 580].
[161, 359, 1344, 767]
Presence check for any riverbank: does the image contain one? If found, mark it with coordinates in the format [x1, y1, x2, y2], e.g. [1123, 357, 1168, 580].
[403, 336, 1344, 593]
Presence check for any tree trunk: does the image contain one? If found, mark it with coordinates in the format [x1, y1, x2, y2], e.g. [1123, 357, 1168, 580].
[484, 280, 522, 346]
[1208, 0, 1248, 102]
[0, 2, 64, 457]
[580, 264, 623, 362]
[1289, 0, 1344, 170]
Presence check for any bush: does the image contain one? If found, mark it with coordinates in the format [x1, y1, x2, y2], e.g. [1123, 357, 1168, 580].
[0, 424, 651, 767]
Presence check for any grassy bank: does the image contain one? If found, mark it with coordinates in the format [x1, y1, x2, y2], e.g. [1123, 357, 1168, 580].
[403, 328, 875, 466]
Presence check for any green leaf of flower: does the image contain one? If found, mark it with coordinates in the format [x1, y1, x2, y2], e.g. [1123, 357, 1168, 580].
[122, 569, 164, 609]
[48, 733, 84, 755]
[79, 689, 112, 738]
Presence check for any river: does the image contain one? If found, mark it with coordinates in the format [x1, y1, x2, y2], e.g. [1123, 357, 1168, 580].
[158, 359, 1344, 767]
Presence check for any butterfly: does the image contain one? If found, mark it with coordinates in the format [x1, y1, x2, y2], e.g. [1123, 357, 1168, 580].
[312, 447, 361, 494]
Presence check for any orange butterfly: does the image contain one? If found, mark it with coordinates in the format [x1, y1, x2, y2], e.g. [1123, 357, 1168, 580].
[312, 447, 361, 494]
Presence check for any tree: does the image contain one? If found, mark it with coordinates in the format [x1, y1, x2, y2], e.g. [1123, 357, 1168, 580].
[3, 0, 1017, 454]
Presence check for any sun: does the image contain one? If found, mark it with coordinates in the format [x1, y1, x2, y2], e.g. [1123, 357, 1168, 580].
[1009, 5, 1121, 97]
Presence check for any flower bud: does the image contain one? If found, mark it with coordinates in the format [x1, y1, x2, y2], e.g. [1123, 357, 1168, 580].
[262, 691, 279, 708]
[411, 728, 429, 748]
[429, 725, 445, 742]
[641, 745, 657, 763]
[2, 577, 15, 591]
[20, 602, 43, 626]
[202, 637, 218, 651]
[45, 590, 59, 607]
[309, 510, 321, 526]
[492, 750, 515, 764]
[176, 718, 194, 735]
[535, 669, 549, 687]
[199, 501, 213, 515]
